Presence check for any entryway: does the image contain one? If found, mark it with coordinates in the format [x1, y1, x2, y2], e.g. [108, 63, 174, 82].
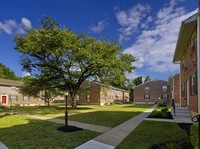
[1, 95, 8, 105]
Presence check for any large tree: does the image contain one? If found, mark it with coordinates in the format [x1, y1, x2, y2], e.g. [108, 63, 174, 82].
[0, 63, 20, 80]
[15, 16, 136, 108]
[20, 76, 63, 106]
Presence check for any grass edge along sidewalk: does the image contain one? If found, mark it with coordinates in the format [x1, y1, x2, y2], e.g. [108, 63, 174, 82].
[75, 104, 157, 149]
[0, 114, 100, 149]
[116, 120, 190, 149]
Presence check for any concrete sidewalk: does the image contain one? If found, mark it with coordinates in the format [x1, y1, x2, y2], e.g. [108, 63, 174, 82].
[75, 104, 158, 149]
[25, 115, 111, 133]
[0, 141, 9, 149]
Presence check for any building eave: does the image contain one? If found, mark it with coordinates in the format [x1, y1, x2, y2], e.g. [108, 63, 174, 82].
[173, 13, 197, 63]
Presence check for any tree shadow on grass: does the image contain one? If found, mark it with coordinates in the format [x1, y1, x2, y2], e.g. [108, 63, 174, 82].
[55, 107, 94, 110]
[122, 104, 154, 109]
[0, 115, 99, 149]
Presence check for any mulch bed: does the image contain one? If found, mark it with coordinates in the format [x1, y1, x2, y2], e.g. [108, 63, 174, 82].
[57, 125, 83, 132]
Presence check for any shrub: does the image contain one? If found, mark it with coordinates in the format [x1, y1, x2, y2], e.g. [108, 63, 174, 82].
[190, 124, 198, 149]
[159, 100, 167, 107]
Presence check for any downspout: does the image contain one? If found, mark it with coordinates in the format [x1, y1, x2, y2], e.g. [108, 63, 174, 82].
[197, 0, 200, 113]
[179, 72, 182, 107]
[172, 77, 175, 106]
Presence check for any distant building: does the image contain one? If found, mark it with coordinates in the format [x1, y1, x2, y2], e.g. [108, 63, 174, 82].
[133, 80, 169, 104]
[0, 79, 44, 106]
[168, 74, 180, 106]
[71, 82, 130, 106]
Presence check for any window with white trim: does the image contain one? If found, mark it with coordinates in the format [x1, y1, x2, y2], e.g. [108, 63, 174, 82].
[144, 95, 150, 100]
[190, 72, 197, 95]
[23, 96, 30, 101]
[162, 94, 167, 100]
[10, 95, 18, 101]
[145, 87, 149, 93]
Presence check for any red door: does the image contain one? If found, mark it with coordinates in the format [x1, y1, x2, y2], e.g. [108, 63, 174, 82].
[2, 96, 6, 104]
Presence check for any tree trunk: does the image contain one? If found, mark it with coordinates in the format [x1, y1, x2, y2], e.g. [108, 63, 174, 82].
[71, 93, 77, 109]
[47, 100, 50, 106]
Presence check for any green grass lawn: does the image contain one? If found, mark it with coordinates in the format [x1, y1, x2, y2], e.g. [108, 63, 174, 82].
[116, 120, 190, 149]
[0, 104, 152, 127]
[0, 114, 99, 149]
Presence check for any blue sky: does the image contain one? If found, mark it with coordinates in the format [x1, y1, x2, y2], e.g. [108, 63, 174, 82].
[0, 0, 198, 81]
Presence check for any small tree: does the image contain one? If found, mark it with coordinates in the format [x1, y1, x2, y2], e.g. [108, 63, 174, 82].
[20, 76, 63, 106]
[144, 75, 151, 83]
[15, 16, 136, 108]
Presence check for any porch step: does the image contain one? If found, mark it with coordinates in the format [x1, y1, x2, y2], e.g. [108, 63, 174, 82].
[171, 107, 193, 123]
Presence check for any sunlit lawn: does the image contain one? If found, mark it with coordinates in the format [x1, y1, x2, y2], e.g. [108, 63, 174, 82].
[0, 114, 99, 149]
[116, 120, 190, 149]
[0, 104, 153, 127]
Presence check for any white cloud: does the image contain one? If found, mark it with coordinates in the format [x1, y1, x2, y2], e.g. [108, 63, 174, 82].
[115, 3, 151, 42]
[22, 71, 31, 77]
[123, 0, 197, 74]
[0, 17, 32, 34]
[0, 19, 17, 34]
[90, 20, 106, 33]
[21, 17, 32, 29]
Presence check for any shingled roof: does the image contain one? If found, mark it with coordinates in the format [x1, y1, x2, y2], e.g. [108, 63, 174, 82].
[0, 78, 23, 87]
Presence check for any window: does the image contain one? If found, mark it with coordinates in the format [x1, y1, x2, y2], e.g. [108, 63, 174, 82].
[144, 95, 150, 100]
[190, 72, 197, 95]
[145, 87, 149, 93]
[162, 94, 167, 99]
[10, 95, 18, 101]
[162, 86, 167, 92]
[23, 96, 30, 101]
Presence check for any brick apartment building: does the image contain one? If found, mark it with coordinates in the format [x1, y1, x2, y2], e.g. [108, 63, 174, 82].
[73, 81, 130, 106]
[168, 74, 180, 106]
[0, 79, 44, 106]
[173, 13, 199, 114]
[133, 80, 169, 104]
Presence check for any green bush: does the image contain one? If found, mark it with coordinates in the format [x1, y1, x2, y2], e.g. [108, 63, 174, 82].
[159, 100, 167, 107]
[190, 124, 198, 149]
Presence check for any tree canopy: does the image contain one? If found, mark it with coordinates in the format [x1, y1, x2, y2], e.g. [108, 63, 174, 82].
[133, 76, 143, 86]
[14, 16, 136, 108]
[0, 63, 20, 80]
[144, 75, 151, 83]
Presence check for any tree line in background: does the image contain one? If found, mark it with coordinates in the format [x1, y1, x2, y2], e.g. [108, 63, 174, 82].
[0, 63, 20, 80]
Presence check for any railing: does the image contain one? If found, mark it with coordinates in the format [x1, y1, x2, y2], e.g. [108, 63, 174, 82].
[192, 114, 200, 149]
[172, 98, 176, 117]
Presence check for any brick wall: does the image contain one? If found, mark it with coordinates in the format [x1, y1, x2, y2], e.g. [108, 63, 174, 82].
[75, 82, 129, 105]
[173, 74, 180, 105]
[180, 27, 198, 113]
[168, 74, 180, 106]
[0, 85, 44, 106]
[133, 80, 169, 104]
[77, 82, 101, 104]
